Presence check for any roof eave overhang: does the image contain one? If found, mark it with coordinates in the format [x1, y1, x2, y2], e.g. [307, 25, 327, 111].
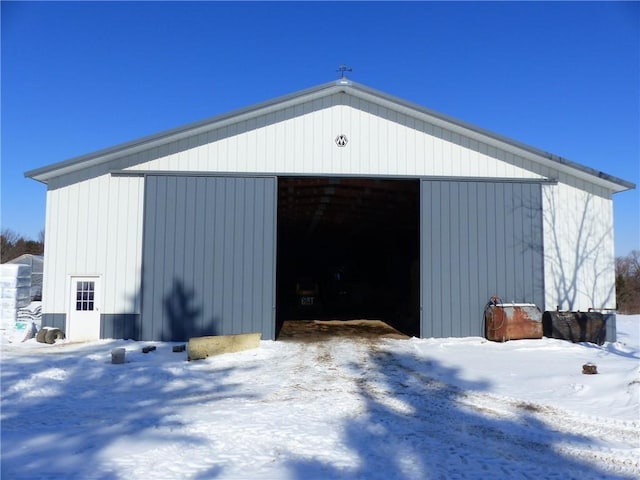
[345, 83, 635, 194]
[25, 80, 635, 193]
[24, 80, 345, 183]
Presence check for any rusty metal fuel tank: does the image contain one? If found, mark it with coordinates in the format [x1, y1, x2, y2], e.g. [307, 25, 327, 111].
[485, 303, 543, 342]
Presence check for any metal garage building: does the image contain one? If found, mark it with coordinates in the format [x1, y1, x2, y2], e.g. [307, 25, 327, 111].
[25, 79, 634, 342]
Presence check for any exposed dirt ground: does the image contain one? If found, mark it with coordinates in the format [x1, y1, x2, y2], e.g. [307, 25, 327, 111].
[277, 319, 409, 342]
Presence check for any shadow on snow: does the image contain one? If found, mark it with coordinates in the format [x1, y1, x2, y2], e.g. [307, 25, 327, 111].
[0, 343, 255, 479]
[1, 338, 634, 479]
[286, 342, 633, 480]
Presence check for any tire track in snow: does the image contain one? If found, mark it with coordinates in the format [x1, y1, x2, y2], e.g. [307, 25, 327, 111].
[369, 343, 640, 478]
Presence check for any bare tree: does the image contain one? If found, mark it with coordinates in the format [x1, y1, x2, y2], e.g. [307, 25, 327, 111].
[616, 250, 640, 313]
[1, 228, 45, 263]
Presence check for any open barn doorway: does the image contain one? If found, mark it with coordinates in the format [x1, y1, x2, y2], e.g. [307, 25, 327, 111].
[276, 177, 420, 339]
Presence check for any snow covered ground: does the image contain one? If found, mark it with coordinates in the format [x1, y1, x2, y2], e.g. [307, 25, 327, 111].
[1, 316, 639, 479]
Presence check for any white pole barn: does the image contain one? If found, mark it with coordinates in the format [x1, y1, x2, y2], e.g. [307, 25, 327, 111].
[26, 80, 634, 342]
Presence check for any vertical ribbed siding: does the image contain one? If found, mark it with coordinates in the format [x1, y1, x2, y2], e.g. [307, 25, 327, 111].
[421, 180, 544, 338]
[42, 175, 143, 318]
[542, 183, 616, 311]
[141, 175, 276, 341]
[128, 94, 544, 180]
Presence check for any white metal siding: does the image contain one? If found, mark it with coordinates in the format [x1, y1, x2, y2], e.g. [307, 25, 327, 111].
[542, 183, 616, 311]
[124, 94, 545, 180]
[42, 175, 144, 316]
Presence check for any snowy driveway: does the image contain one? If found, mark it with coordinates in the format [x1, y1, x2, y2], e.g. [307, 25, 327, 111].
[2, 325, 639, 479]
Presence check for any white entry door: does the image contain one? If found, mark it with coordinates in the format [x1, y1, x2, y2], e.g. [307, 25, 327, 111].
[68, 276, 100, 341]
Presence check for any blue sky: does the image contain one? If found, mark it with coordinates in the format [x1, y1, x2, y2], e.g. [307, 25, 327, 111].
[2, 1, 638, 255]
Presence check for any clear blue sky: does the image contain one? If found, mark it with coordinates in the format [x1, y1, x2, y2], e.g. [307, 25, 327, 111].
[2, 1, 638, 255]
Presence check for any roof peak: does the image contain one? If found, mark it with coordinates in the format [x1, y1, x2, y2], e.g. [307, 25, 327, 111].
[24, 79, 634, 193]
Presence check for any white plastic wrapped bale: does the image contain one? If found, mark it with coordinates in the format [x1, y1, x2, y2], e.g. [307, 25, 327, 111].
[0, 264, 31, 289]
[1, 288, 32, 306]
[6, 254, 43, 300]
[0, 264, 32, 339]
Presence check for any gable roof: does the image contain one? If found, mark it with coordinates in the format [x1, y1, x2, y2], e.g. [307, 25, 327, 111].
[25, 79, 635, 193]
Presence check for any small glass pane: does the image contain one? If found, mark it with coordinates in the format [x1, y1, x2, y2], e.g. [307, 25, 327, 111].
[75, 279, 97, 311]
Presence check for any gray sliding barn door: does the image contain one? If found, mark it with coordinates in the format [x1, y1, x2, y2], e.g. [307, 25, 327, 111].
[141, 175, 277, 341]
[420, 180, 544, 338]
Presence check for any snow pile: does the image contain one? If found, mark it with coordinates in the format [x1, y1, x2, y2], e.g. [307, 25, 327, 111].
[1, 316, 639, 479]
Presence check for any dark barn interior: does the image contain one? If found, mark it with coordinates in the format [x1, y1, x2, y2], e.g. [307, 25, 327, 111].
[276, 177, 420, 337]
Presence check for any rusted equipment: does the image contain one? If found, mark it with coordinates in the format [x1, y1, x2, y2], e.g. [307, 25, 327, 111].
[485, 303, 543, 342]
[542, 311, 607, 345]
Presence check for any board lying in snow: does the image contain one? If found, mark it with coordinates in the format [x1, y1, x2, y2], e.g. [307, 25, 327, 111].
[187, 333, 261, 361]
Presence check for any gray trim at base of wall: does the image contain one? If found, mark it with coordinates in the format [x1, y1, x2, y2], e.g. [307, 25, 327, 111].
[40, 313, 141, 340]
[41, 313, 616, 342]
[101, 314, 141, 340]
[42, 313, 66, 331]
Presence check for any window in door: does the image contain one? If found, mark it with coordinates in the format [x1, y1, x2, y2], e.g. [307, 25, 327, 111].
[76, 281, 95, 311]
